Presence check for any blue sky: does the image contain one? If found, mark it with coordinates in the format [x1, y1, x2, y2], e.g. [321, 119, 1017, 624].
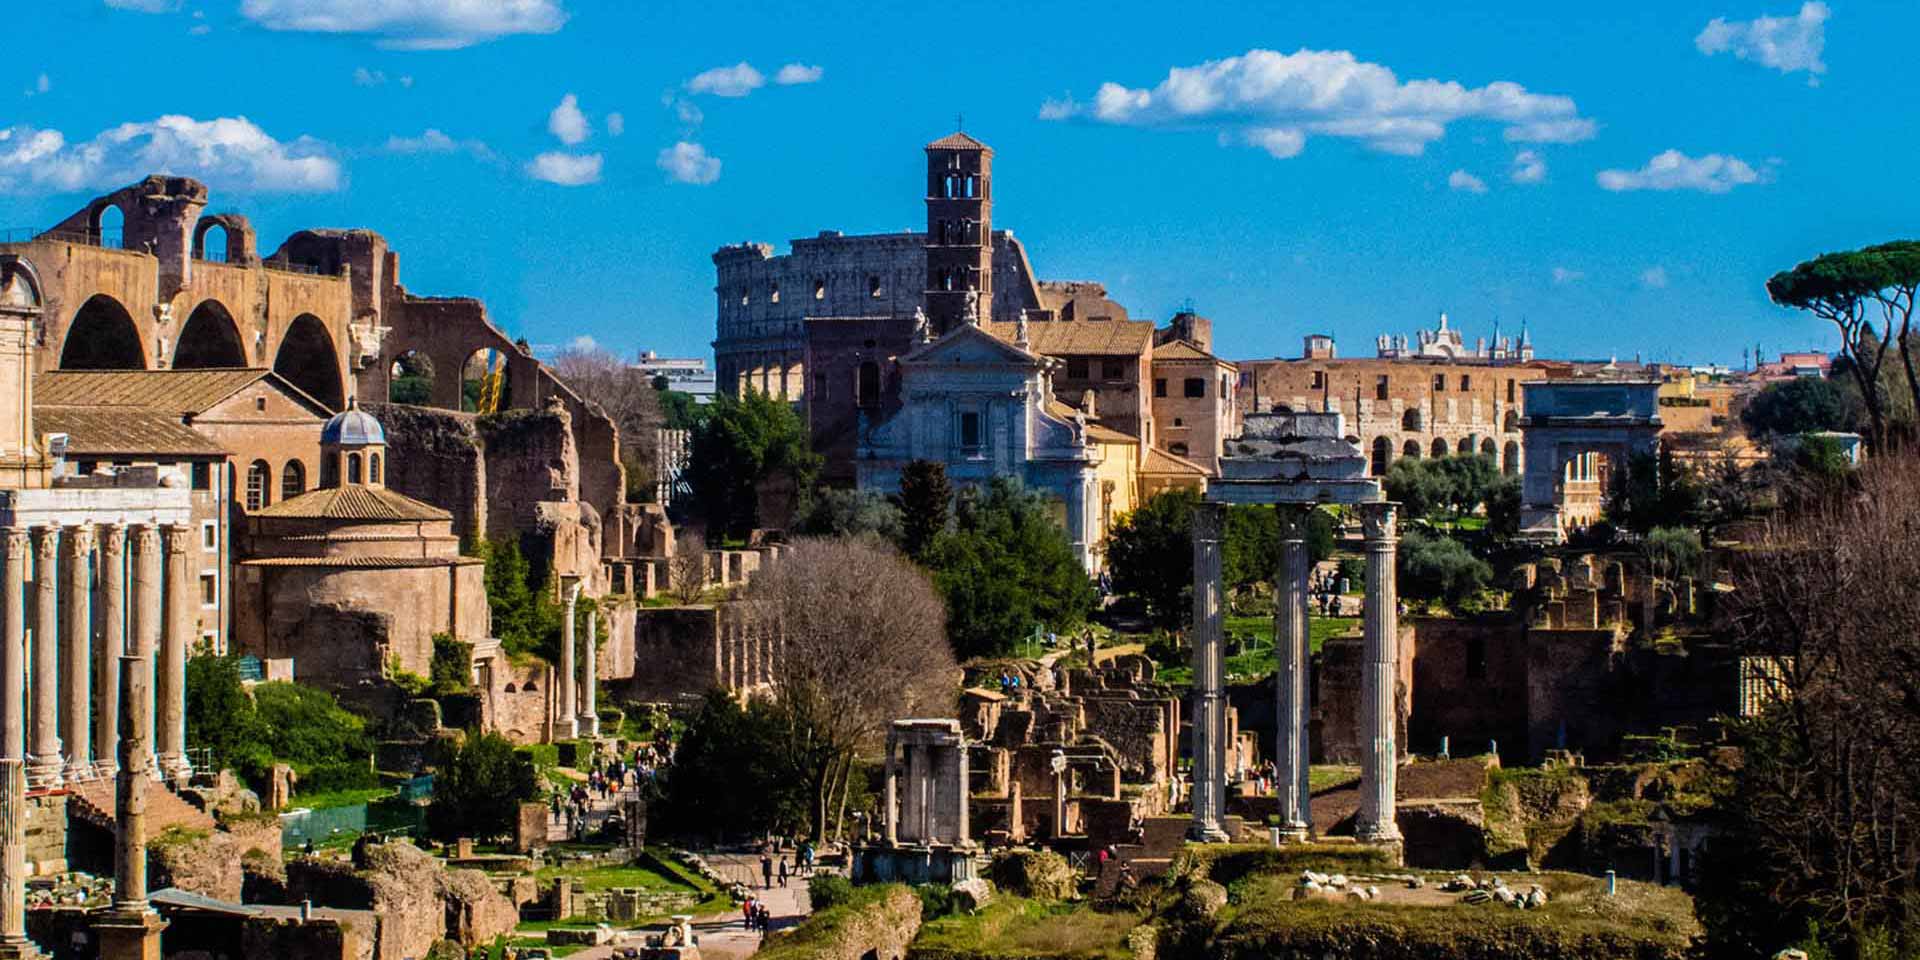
[3, 1, 1914, 367]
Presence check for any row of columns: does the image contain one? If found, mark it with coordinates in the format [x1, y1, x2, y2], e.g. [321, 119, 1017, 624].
[2, 523, 192, 790]
[1188, 501, 1402, 846]
[555, 583, 600, 742]
[880, 726, 969, 847]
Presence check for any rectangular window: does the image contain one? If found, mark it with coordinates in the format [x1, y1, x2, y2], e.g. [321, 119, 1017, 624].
[1184, 377, 1206, 398]
[1102, 361, 1125, 381]
[1460, 374, 1472, 390]
[1433, 373, 1446, 391]
[1153, 378, 1167, 398]
[200, 574, 217, 607]
[1066, 358, 1089, 379]
[191, 462, 210, 490]
[960, 411, 982, 449]
[1507, 380, 1516, 403]
[76, 461, 96, 476]
[1375, 375, 1389, 401]
[201, 523, 216, 551]
[1310, 371, 1324, 389]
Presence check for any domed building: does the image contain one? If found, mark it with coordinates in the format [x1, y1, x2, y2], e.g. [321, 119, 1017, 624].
[233, 402, 490, 702]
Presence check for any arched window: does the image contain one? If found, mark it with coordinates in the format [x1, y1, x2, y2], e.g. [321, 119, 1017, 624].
[1431, 438, 1448, 458]
[369, 453, 382, 485]
[1481, 438, 1496, 458]
[1403, 439, 1421, 458]
[1503, 441, 1520, 476]
[280, 460, 306, 501]
[1169, 442, 1190, 457]
[347, 452, 363, 485]
[245, 460, 272, 512]
[1402, 407, 1423, 431]
[1458, 436, 1475, 455]
[1504, 409, 1520, 432]
[1370, 436, 1392, 477]
[856, 361, 881, 408]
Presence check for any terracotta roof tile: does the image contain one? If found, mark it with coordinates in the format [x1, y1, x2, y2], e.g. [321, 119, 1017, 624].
[255, 485, 450, 522]
[926, 131, 991, 151]
[34, 407, 226, 456]
[1044, 400, 1138, 445]
[240, 556, 482, 568]
[985, 320, 1154, 357]
[1143, 445, 1210, 476]
[1152, 339, 1232, 365]
[36, 368, 270, 414]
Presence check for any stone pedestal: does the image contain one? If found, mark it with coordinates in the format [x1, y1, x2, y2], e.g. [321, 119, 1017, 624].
[90, 911, 165, 960]
[1187, 503, 1229, 843]
[1274, 506, 1311, 842]
[1356, 503, 1402, 843]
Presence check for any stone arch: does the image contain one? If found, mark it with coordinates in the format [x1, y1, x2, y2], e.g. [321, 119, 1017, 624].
[1480, 437, 1497, 458]
[173, 300, 248, 369]
[1370, 436, 1391, 476]
[88, 200, 125, 249]
[1502, 441, 1520, 476]
[1401, 407, 1422, 431]
[281, 460, 306, 501]
[61, 294, 146, 369]
[1430, 437, 1448, 458]
[1169, 442, 1190, 457]
[191, 213, 255, 265]
[461, 347, 512, 413]
[1402, 439, 1421, 459]
[245, 459, 272, 512]
[274, 314, 345, 411]
[388, 349, 435, 405]
[1504, 409, 1520, 432]
[1458, 436, 1475, 455]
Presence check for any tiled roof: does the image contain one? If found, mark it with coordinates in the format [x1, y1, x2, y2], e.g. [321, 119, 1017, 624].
[1153, 339, 1232, 366]
[254, 484, 450, 522]
[1045, 401, 1138, 445]
[1143, 445, 1210, 476]
[240, 556, 481, 568]
[35, 368, 271, 414]
[926, 131, 991, 151]
[35, 407, 227, 456]
[986, 320, 1154, 357]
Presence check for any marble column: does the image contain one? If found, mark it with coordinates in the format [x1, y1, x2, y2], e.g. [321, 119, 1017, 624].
[94, 525, 124, 776]
[0, 759, 41, 960]
[578, 610, 599, 738]
[158, 525, 192, 785]
[1187, 502, 1229, 842]
[1274, 505, 1311, 841]
[94, 654, 166, 960]
[905, 743, 927, 843]
[882, 733, 898, 845]
[26, 527, 59, 786]
[60, 525, 93, 780]
[2, 531, 26, 763]
[557, 583, 579, 740]
[129, 526, 161, 777]
[1356, 502, 1403, 844]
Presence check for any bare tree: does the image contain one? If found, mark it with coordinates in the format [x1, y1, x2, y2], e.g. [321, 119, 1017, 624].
[551, 345, 666, 496]
[668, 550, 709, 605]
[739, 536, 957, 841]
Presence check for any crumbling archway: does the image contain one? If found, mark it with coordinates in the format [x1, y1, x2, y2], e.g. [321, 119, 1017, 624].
[462, 347, 512, 414]
[173, 300, 247, 369]
[274, 314, 345, 411]
[1369, 436, 1391, 476]
[89, 202, 125, 249]
[60, 294, 146, 369]
[388, 350, 435, 405]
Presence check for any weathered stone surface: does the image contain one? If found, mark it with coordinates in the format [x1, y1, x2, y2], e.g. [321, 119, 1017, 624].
[286, 840, 516, 959]
[988, 850, 1076, 901]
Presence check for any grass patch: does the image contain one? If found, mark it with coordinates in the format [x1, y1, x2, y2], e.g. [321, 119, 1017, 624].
[1308, 765, 1361, 793]
[1144, 617, 1360, 688]
[912, 896, 1141, 960]
[291, 787, 395, 810]
[757, 884, 915, 960]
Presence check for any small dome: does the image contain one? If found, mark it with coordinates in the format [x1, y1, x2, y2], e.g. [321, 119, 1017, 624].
[321, 399, 385, 446]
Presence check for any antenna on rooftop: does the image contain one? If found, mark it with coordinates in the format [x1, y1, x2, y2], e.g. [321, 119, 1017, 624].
[956, 112, 965, 132]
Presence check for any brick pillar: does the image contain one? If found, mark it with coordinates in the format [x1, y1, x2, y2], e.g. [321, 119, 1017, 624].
[0, 759, 43, 959]
[1, 531, 25, 763]
[94, 655, 166, 960]
[158, 525, 191, 784]
[1274, 505, 1311, 841]
[1357, 502, 1403, 844]
[1187, 502, 1229, 842]
[26, 527, 60, 786]
[60, 525, 93, 779]
[94, 525, 124, 776]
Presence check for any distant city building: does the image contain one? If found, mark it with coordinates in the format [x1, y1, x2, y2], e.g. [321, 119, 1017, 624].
[1377, 312, 1533, 362]
[1753, 350, 1831, 381]
[631, 351, 715, 402]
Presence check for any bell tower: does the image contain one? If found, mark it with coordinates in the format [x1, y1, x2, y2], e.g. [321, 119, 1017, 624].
[924, 130, 993, 335]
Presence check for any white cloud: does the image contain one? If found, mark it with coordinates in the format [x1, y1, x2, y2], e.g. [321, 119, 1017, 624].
[1448, 169, 1487, 194]
[566, 334, 597, 352]
[1641, 266, 1669, 289]
[104, 0, 180, 11]
[1510, 149, 1546, 184]
[24, 74, 50, 97]
[0, 115, 339, 194]
[353, 67, 385, 86]
[656, 141, 720, 185]
[606, 112, 625, 137]
[189, 23, 212, 35]
[774, 63, 823, 85]
[1696, 2, 1829, 83]
[385, 128, 493, 160]
[1044, 47, 1595, 159]
[526, 151, 601, 186]
[685, 62, 764, 97]
[1597, 149, 1762, 193]
[547, 93, 590, 145]
[1552, 267, 1584, 285]
[239, 0, 568, 50]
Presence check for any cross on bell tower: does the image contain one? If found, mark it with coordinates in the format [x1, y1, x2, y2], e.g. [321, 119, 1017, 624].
[924, 128, 994, 335]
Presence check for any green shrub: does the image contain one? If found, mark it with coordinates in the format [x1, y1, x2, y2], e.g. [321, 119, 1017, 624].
[913, 884, 963, 921]
[299, 760, 379, 795]
[807, 874, 856, 912]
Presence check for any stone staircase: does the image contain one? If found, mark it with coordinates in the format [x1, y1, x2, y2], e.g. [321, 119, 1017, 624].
[1092, 815, 1245, 897]
[66, 778, 217, 836]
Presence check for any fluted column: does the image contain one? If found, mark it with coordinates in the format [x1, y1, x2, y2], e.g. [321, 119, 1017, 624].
[26, 528, 59, 786]
[558, 583, 579, 740]
[94, 654, 167, 959]
[1187, 502, 1229, 842]
[2, 531, 25, 763]
[129, 526, 161, 777]
[1274, 505, 1311, 841]
[0, 759, 41, 959]
[95, 525, 125, 776]
[60, 525, 93, 780]
[158, 525, 192, 784]
[578, 609, 599, 738]
[1356, 502, 1403, 844]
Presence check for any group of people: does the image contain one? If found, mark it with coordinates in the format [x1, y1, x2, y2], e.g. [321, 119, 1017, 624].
[1311, 571, 1349, 617]
[995, 671, 1027, 698]
[740, 894, 775, 933]
[757, 840, 816, 888]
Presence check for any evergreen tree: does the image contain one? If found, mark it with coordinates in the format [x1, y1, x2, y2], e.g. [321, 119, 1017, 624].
[920, 478, 1096, 660]
[897, 459, 952, 559]
[686, 389, 821, 542]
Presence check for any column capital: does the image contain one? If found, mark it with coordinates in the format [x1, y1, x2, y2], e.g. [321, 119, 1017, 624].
[1191, 500, 1225, 541]
[161, 523, 191, 555]
[28, 526, 57, 561]
[64, 522, 95, 552]
[0, 528, 22, 560]
[1360, 501, 1399, 544]
[129, 524, 160, 553]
